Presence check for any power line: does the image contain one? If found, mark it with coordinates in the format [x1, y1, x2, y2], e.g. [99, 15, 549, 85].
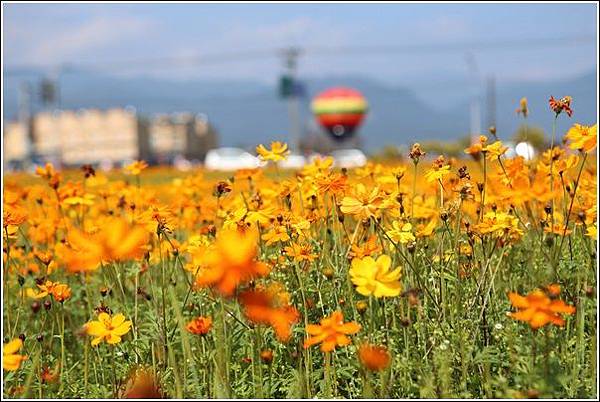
[3, 34, 595, 76]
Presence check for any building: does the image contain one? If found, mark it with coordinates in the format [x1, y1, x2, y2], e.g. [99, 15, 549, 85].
[148, 112, 218, 163]
[32, 108, 148, 165]
[3, 108, 219, 168]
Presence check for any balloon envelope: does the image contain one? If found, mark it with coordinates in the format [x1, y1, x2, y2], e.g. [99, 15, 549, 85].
[311, 87, 368, 140]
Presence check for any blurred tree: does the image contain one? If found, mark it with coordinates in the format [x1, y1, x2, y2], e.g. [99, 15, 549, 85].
[420, 135, 472, 158]
[511, 124, 546, 151]
[372, 145, 405, 162]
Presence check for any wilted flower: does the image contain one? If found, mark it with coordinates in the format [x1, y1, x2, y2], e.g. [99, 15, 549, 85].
[549, 95, 573, 117]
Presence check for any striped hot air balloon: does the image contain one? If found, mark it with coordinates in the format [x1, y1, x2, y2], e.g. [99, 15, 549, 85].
[311, 87, 368, 141]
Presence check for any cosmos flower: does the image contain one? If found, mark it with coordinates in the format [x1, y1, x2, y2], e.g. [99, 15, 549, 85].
[349, 255, 402, 298]
[385, 221, 415, 244]
[61, 217, 149, 273]
[26, 280, 71, 303]
[483, 141, 508, 160]
[340, 184, 383, 219]
[124, 160, 149, 176]
[508, 289, 575, 329]
[516, 97, 528, 117]
[185, 316, 213, 336]
[303, 311, 361, 352]
[194, 228, 269, 296]
[284, 242, 318, 263]
[3, 339, 27, 371]
[358, 343, 391, 372]
[565, 123, 597, 153]
[256, 141, 290, 162]
[85, 312, 133, 346]
[238, 287, 300, 342]
[549, 95, 573, 117]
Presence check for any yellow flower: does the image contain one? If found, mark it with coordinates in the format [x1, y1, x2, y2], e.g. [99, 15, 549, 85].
[349, 255, 402, 298]
[124, 160, 149, 175]
[85, 312, 132, 346]
[586, 225, 597, 240]
[483, 141, 508, 160]
[429, 163, 451, 182]
[386, 221, 415, 244]
[565, 123, 597, 153]
[256, 141, 290, 162]
[261, 225, 290, 245]
[340, 184, 383, 219]
[3, 339, 27, 371]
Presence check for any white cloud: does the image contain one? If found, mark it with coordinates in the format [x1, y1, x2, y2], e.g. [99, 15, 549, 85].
[4, 13, 156, 66]
[412, 15, 471, 41]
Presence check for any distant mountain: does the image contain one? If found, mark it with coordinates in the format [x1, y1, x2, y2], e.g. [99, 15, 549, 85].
[3, 69, 596, 151]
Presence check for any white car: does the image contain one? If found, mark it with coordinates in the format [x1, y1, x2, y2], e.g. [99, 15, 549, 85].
[515, 142, 536, 160]
[331, 149, 368, 169]
[204, 148, 262, 171]
[278, 153, 307, 169]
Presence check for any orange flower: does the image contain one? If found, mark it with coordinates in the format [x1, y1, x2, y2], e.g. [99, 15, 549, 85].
[238, 288, 300, 342]
[35, 163, 61, 189]
[358, 343, 391, 372]
[194, 228, 269, 296]
[516, 97, 528, 117]
[348, 235, 382, 259]
[62, 218, 149, 273]
[549, 95, 573, 117]
[316, 172, 348, 195]
[261, 225, 290, 246]
[284, 242, 317, 263]
[40, 364, 60, 383]
[464, 135, 488, 156]
[26, 280, 70, 302]
[340, 184, 383, 219]
[508, 289, 575, 329]
[303, 311, 361, 352]
[52, 284, 72, 303]
[185, 316, 212, 336]
[120, 366, 164, 399]
[545, 284, 561, 297]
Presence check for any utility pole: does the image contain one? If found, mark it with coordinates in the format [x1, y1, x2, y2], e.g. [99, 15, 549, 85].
[17, 82, 34, 166]
[465, 52, 482, 143]
[485, 75, 496, 131]
[281, 47, 302, 152]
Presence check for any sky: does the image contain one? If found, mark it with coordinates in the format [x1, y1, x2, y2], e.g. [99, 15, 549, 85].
[2, 2, 598, 87]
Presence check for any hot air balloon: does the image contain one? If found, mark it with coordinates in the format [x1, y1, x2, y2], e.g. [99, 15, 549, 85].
[311, 87, 368, 141]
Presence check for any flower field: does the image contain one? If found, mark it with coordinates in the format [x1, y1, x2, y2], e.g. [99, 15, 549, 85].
[2, 100, 598, 399]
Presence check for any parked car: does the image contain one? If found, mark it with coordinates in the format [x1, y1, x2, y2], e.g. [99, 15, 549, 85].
[204, 147, 262, 171]
[278, 153, 307, 169]
[331, 148, 368, 169]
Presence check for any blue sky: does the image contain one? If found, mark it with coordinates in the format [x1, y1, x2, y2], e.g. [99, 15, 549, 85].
[3, 2, 598, 85]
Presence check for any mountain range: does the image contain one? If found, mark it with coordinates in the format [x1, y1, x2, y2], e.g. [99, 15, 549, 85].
[3, 69, 596, 151]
